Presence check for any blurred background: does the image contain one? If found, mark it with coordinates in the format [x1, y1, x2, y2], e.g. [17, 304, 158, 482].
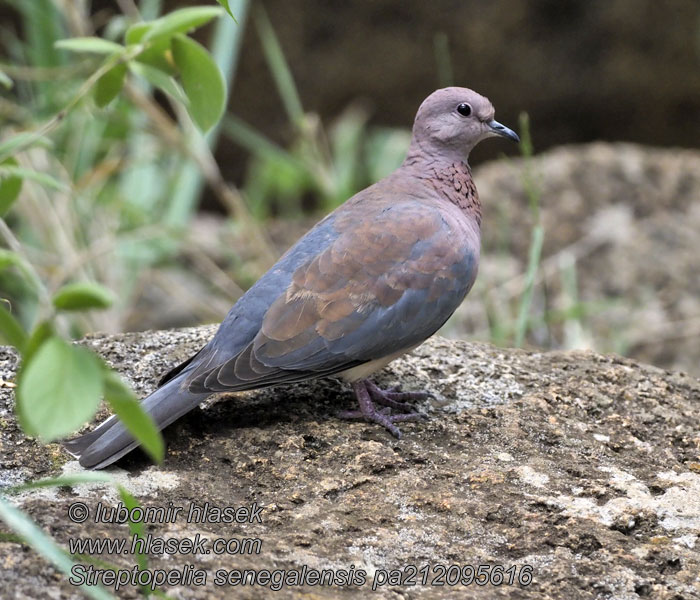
[1, 0, 699, 376]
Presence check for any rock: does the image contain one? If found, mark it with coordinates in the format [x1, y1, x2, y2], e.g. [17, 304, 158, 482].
[1, 328, 699, 598]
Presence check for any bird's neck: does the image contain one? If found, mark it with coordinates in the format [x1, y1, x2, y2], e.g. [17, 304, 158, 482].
[408, 159, 482, 227]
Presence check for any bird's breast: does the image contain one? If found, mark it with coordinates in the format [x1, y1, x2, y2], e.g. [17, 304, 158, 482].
[424, 161, 482, 227]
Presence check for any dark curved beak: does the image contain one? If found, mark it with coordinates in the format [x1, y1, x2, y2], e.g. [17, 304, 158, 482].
[488, 119, 520, 143]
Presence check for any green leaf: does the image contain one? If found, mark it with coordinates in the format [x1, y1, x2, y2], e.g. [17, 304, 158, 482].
[0, 250, 43, 295]
[0, 70, 12, 89]
[0, 498, 114, 600]
[16, 337, 102, 440]
[94, 61, 127, 107]
[125, 22, 150, 45]
[0, 157, 22, 216]
[52, 282, 115, 311]
[0, 134, 34, 159]
[126, 23, 176, 74]
[0, 164, 68, 193]
[0, 249, 23, 272]
[172, 34, 226, 132]
[128, 62, 187, 104]
[214, 0, 237, 21]
[55, 37, 125, 54]
[0, 133, 53, 163]
[103, 371, 164, 464]
[23, 320, 54, 365]
[143, 6, 224, 42]
[133, 36, 177, 75]
[0, 301, 27, 352]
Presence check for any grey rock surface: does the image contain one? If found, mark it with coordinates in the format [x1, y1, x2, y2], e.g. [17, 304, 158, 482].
[1, 327, 699, 598]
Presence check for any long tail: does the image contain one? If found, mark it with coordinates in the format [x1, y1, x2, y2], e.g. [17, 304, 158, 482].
[63, 374, 205, 470]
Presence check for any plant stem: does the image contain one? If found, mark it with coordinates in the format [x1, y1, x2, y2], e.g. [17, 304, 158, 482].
[513, 112, 544, 348]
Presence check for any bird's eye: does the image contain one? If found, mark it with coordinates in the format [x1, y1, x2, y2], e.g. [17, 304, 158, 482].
[456, 103, 472, 117]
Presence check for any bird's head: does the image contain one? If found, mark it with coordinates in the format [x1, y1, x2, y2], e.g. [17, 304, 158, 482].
[409, 87, 519, 163]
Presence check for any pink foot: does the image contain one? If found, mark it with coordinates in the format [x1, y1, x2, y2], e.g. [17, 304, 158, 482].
[338, 379, 429, 438]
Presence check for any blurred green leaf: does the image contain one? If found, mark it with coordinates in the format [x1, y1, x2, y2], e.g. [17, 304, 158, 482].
[103, 370, 164, 464]
[0, 249, 23, 272]
[55, 37, 125, 54]
[134, 36, 177, 75]
[22, 320, 54, 365]
[330, 107, 367, 202]
[126, 23, 176, 74]
[17, 337, 102, 440]
[214, 0, 237, 21]
[0, 497, 114, 600]
[172, 34, 226, 132]
[0, 135, 35, 159]
[0, 164, 67, 192]
[124, 22, 150, 45]
[364, 127, 411, 182]
[13, 0, 68, 69]
[0, 71, 12, 89]
[128, 62, 187, 104]
[0, 133, 53, 163]
[0, 158, 23, 216]
[245, 154, 311, 219]
[94, 61, 127, 107]
[223, 114, 300, 166]
[143, 6, 224, 41]
[0, 301, 27, 352]
[52, 282, 115, 311]
[0, 250, 43, 299]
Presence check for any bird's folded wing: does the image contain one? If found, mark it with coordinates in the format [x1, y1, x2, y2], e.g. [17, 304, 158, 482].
[185, 200, 478, 394]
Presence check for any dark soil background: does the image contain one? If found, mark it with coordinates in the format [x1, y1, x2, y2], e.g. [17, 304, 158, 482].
[219, 0, 700, 186]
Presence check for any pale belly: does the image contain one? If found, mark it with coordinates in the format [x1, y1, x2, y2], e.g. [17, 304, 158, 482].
[338, 343, 421, 382]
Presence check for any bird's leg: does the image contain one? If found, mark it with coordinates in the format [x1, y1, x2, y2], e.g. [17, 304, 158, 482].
[338, 380, 427, 439]
[365, 379, 434, 411]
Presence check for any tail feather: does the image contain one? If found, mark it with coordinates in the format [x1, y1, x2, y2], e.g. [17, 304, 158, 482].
[64, 375, 205, 470]
[63, 414, 121, 456]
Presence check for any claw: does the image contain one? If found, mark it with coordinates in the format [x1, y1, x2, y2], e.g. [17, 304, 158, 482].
[365, 380, 434, 412]
[339, 379, 429, 438]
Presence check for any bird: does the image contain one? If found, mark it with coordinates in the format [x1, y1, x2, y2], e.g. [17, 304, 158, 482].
[64, 87, 519, 469]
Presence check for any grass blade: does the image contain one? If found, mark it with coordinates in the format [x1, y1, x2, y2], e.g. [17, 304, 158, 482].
[254, 4, 304, 126]
[513, 112, 544, 347]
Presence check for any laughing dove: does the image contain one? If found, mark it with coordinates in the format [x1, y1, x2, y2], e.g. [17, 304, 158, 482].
[65, 87, 519, 469]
